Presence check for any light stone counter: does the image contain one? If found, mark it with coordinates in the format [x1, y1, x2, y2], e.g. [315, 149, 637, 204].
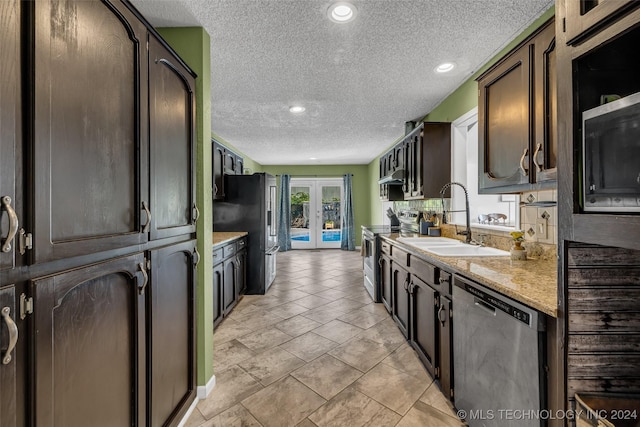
[381, 234, 558, 317]
[212, 231, 248, 248]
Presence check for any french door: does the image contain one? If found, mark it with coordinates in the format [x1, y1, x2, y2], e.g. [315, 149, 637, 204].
[290, 179, 343, 249]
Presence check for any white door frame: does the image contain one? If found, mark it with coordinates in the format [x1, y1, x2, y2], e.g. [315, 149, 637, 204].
[290, 178, 343, 249]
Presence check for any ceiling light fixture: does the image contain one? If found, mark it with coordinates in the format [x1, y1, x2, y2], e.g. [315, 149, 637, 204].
[435, 62, 455, 73]
[289, 106, 306, 114]
[328, 2, 357, 23]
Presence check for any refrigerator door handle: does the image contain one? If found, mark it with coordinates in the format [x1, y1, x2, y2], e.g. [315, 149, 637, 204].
[266, 246, 280, 255]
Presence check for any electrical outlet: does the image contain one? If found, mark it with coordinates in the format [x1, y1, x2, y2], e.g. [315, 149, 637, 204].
[536, 218, 548, 240]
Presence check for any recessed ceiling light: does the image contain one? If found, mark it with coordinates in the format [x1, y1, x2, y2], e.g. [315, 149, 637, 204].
[328, 2, 357, 23]
[289, 106, 306, 114]
[435, 62, 455, 73]
[309, 157, 317, 160]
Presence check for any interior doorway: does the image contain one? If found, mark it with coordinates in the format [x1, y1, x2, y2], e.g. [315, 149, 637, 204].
[290, 178, 343, 249]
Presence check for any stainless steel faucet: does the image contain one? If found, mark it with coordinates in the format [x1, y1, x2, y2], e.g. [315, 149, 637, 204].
[440, 182, 472, 244]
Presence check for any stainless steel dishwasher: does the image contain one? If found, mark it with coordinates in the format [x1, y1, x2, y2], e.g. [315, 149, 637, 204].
[453, 275, 546, 427]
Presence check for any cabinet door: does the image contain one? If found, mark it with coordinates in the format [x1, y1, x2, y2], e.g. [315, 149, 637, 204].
[149, 241, 196, 427]
[235, 155, 244, 175]
[236, 250, 247, 297]
[33, 253, 147, 427]
[565, 0, 639, 44]
[379, 157, 387, 200]
[0, 285, 17, 427]
[478, 46, 531, 192]
[533, 22, 557, 184]
[224, 151, 236, 174]
[0, 0, 19, 273]
[379, 254, 392, 313]
[149, 36, 197, 240]
[213, 141, 225, 200]
[410, 276, 437, 377]
[213, 262, 223, 327]
[33, 0, 149, 263]
[422, 123, 452, 198]
[403, 132, 421, 198]
[438, 295, 453, 401]
[391, 265, 410, 339]
[223, 257, 238, 315]
[393, 143, 404, 171]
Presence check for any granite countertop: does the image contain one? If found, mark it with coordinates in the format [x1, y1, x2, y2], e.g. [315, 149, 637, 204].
[381, 234, 558, 318]
[212, 231, 248, 247]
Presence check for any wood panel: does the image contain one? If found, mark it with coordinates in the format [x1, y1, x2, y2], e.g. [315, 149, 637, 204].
[566, 242, 640, 404]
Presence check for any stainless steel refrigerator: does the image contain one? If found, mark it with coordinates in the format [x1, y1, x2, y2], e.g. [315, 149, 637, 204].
[213, 173, 279, 294]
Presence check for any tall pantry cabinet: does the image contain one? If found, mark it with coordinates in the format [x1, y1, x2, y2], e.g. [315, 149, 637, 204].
[0, 1, 198, 426]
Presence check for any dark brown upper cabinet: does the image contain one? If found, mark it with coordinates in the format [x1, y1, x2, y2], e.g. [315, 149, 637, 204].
[477, 18, 555, 194]
[0, 0, 19, 274]
[212, 140, 244, 201]
[149, 35, 197, 241]
[32, 0, 150, 263]
[564, 0, 640, 46]
[404, 123, 451, 200]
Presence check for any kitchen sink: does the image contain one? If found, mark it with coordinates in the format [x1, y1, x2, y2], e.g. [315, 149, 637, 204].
[396, 237, 462, 246]
[397, 236, 509, 257]
[423, 245, 510, 257]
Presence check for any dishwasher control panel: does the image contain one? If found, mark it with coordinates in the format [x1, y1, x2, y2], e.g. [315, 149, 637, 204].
[462, 282, 531, 326]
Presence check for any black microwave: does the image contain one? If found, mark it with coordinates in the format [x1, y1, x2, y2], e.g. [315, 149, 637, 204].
[582, 91, 640, 212]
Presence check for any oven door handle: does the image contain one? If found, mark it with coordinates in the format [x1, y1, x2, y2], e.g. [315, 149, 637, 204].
[266, 246, 280, 255]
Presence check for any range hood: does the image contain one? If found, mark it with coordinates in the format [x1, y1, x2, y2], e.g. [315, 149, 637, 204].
[378, 169, 405, 185]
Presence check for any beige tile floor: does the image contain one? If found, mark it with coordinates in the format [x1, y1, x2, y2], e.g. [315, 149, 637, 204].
[185, 249, 464, 427]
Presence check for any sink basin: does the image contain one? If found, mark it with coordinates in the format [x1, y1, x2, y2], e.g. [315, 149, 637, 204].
[396, 237, 462, 246]
[423, 245, 510, 257]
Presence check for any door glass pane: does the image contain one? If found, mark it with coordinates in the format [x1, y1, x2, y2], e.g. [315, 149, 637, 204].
[321, 185, 342, 243]
[290, 186, 310, 243]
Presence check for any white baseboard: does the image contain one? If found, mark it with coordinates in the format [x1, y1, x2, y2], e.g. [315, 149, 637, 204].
[177, 375, 216, 427]
[177, 397, 200, 427]
[197, 374, 216, 400]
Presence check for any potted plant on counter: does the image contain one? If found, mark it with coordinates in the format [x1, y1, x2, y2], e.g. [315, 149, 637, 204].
[509, 230, 527, 261]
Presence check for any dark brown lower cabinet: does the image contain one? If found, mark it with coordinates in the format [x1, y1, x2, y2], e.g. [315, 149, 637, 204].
[236, 248, 247, 298]
[379, 253, 392, 313]
[223, 257, 238, 315]
[438, 295, 453, 400]
[149, 241, 196, 427]
[392, 264, 410, 339]
[33, 253, 147, 427]
[213, 262, 224, 327]
[409, 275, 437, 378]
[0, 285, 17, 427]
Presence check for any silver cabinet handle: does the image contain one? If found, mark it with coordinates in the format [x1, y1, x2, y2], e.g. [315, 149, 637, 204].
[438, 304, 446, 326]
[213, 184, 218, 195]
[519, 147, 529, 176]
[193, 204, 200, 221]
[532, 143, 543, 173]
[1, 196, 19, 253]
[141, 201, 151, 233]
[138, 262, 148, 295]
[194, 248, 200, 267]
[2, 306, 18, 365]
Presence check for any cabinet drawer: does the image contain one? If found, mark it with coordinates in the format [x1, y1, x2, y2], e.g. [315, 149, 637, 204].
[391, 246, 409, 267]
[223, 243, 237, 258]
[213, 248, 223, 264]
[380, 240, 391, 255]
[437, 270, 452, 296]
[410, 256, 436, 285]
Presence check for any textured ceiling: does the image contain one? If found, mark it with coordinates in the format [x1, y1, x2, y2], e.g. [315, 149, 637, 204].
[129, 0, 554, 165]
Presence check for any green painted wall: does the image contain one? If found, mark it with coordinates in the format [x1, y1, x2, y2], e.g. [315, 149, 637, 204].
[260, 165, 371, 246]
[367, 6, 555, 218]
[211, 132, 263, 173]
[157, 27, 213, 387]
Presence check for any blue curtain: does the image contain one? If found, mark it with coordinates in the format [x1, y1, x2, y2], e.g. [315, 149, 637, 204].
[277, 174, 291, 251]
[341, 174, 355, 251]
